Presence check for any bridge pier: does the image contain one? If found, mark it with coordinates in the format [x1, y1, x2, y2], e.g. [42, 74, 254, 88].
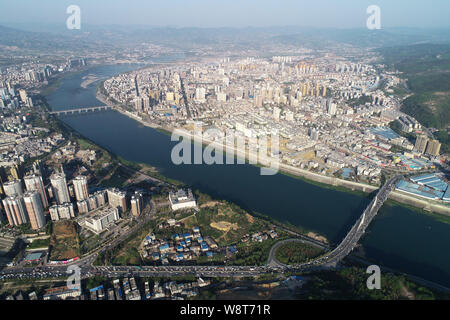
[50, 106, 111, 116]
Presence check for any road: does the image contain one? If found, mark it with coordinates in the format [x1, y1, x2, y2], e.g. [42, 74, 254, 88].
[288, 176, 400, 272]
[0, 177, 399, 281]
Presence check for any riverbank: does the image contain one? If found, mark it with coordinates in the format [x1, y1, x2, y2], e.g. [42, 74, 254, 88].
[44, 104, 332, 247]
[96, 84, 450, 218]
[39, 67, 91, 96]
[36, 61, 450, 293]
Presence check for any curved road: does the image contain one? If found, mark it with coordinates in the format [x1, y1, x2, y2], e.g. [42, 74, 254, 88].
[0, 177, 399, 281]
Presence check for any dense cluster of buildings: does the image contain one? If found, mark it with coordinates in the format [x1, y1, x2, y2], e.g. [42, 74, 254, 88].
[103, 55, 445, 186]
[46, 172, 135, 234]
[141, 225, 218, 263]
[7, 275, 211, 300]
[140, 214, 279, 265]
[0, 162, 139, 234]
[1, 175, 47, 230]
[414, 135, 442, 157]
[0, 112, 65, 168]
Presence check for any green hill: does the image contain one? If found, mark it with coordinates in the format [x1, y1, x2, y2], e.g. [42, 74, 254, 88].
[379, 44, 450, 154]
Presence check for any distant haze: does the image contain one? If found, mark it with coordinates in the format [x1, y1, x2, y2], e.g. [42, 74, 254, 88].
[0, 0, 449, 29]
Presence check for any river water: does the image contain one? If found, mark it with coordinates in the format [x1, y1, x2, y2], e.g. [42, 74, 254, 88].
[45, 63, 450, 288]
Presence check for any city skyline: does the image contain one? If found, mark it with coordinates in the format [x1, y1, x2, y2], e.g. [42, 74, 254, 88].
[1, 0, 450, 303]
[1, 0, 450, 30]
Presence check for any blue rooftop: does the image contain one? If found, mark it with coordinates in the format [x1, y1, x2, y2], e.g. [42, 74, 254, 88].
[341, 168, 353, 179]
[89, 285, 104, 292]
[201, 242, 209, 249]
[24, 252, 43, 261]
[397, 180, 445, 200]
[444, 186, 450, 202]
[410, 173, 439, 182]
[370, 127, 400, 141]
[160, 243, 169, 250]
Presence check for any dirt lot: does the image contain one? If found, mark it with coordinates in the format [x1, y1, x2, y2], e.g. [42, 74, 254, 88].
[49, 221, 80, 261]
[210, 221, 239, 232]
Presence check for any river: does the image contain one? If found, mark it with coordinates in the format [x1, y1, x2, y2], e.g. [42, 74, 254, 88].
[45, 63, 450, 288]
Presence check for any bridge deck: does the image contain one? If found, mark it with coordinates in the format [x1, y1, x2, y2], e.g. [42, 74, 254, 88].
[50, 106, 111, 115]
[290, 176, 400, 271]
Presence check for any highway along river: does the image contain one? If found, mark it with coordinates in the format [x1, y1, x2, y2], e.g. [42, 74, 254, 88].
[45, 63, 450, 288]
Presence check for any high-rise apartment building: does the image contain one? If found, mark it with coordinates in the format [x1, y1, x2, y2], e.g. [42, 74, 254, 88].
[23, 191, 45, 230]
[50, 173, 70, 205]
[425, 139, 441, 156]
[73, 175, 89, 201]
[19, 89, 28, 103]
[195, 87, 206, 102]
[107, 188, 127, 213]
[273, 107, 281, 121]
[2, 195, 28, 227]
[134, 97, 143, 112]
[414, 135, 429, 154]
[130, 192, 143, 217]
[142, 95, 150, 110]
[24, 174, 48, 208]
[49, 203, 75, 221]
[326, 99, 337, 115]
[3, 179, 23, 197]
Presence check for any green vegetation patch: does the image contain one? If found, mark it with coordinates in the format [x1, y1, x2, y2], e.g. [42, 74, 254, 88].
[183, 201, 270, 246]
[379, 43, 450, 154]
[297, 267, 446, 300]
[275, 241, 324, 265]
[27, 239, 50, 249]
[230, 239, 279, 266]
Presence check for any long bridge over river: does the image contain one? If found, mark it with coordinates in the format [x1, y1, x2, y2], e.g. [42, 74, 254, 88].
[286, 175, 400, 271]
[49, 106, 111, 116]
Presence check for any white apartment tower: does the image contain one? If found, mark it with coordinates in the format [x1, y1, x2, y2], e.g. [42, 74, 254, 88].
[2, 195, 28, 227]
[3, 179, 23, 197]
[50, 173, 70, 205]
[73, 175, 89, 201]
[24, 174, 49, 208]
[23, 191, 46, 230]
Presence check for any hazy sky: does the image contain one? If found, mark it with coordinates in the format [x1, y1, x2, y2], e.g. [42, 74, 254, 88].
[1, 0, 449, 29]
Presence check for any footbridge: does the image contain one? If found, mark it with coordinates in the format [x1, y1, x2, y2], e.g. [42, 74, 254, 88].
[50, 106, 111, 115]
